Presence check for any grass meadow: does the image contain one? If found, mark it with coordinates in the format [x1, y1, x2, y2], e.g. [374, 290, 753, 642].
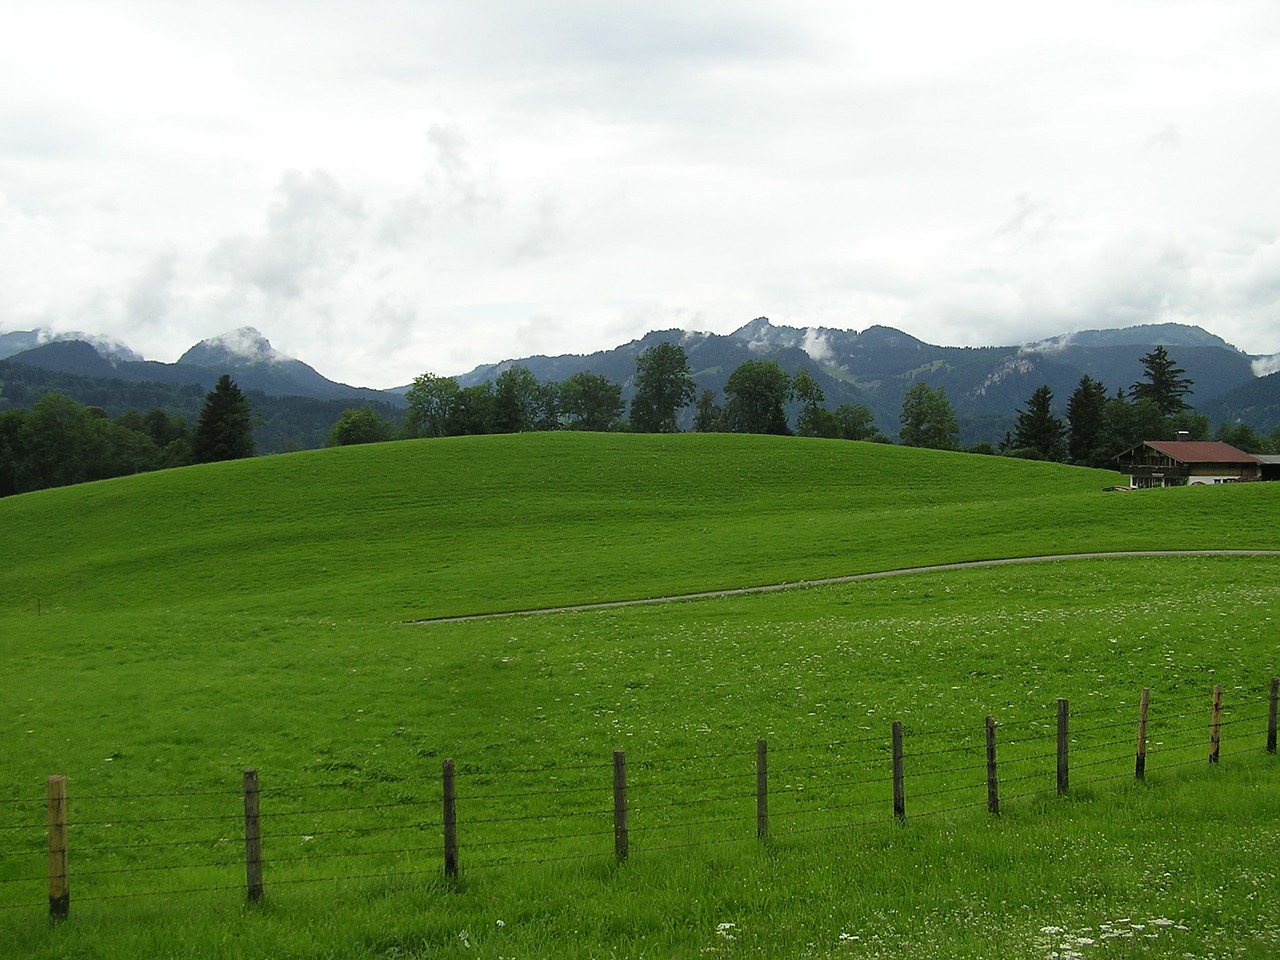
[1, 432, 1279, 958]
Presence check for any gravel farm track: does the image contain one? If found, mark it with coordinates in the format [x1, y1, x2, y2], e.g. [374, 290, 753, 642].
[411, 550, 1280, 624]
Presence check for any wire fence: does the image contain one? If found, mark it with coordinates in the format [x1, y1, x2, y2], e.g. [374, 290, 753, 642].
[3, 678, 1277, 919]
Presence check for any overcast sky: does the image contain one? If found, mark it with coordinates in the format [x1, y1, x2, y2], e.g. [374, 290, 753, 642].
[2, 0, 1279, 387]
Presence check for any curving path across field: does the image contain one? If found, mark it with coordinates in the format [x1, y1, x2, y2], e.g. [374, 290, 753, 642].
[410, 549, 1280, 625]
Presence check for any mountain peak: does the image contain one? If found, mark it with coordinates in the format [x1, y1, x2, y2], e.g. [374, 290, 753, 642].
[729, 317, 777, 347]
[178, 327, 285, 367]
[0, 328, 142, 364]
[1023, 323, 1235, 354]
[852, 325, 928, 350]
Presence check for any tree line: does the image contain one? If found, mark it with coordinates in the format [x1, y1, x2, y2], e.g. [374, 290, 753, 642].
[4, 342, 1277, 498]
[0, 375, 254, 497]
[376, 343, 1279, 466]
[996, 346, 1280, 465]
[379, 344, 892, 444]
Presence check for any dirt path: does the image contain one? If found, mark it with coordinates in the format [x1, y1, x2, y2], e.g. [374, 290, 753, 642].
[410, 550, 1280, 625]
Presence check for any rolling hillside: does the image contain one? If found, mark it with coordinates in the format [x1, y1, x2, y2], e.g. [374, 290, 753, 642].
[7, 432, 1279, 625]
[2, 435, 1278, 960]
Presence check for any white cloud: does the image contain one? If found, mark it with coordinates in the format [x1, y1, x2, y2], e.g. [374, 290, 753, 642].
[1254, 354, 1280, 377]
[1, 0, 1278, 386]
[209, 170, 365, 300]
[801, 329, 834, 364]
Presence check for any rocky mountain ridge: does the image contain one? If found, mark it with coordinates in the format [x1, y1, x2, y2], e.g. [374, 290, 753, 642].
[3, 320, 1278, 438]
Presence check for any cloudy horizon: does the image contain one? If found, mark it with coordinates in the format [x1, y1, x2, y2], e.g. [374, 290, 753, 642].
[3, 1, 1279, 389]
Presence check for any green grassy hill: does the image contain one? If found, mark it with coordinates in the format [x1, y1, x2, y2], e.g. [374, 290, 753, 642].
[4, 431, 1276, 623]
[2, 434, 1278, 959]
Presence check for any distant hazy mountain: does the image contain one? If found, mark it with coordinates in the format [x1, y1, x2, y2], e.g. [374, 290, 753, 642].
[0, 329, 142, 363]
[457, 318, 1263, 438]
[1200, 371, 1280, 432]
[4, 319, 1276, 441]
[1026, 323, 1240, 351]
[3, 327, 403, 407]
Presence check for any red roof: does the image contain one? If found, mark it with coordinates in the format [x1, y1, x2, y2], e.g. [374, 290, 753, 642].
[1141, 441, 1259, 464]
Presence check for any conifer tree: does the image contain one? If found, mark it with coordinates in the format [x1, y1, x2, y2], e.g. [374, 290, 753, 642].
[1131, 346, 1194, 416]
[1010, 385, 1067, 461]
[1066, 375, 1109, 466]
[192, 374, 255, 463]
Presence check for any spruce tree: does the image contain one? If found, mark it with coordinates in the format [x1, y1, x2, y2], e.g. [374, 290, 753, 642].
[1011, 385, 1066, 461]
[1131, 346, 1194, 416]
[1066, 375, 1109, 466]
[192, 374, 256, 463]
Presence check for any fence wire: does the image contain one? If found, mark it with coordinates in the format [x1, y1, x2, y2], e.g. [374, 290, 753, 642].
[4, 682, 1275, 918]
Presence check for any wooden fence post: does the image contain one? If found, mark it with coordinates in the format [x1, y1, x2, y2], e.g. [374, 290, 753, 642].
[756, 739, 768, 841]
[1135, 688, 1150, 781]
[243, 770, 263, 902]
[891, 722, 905, 821]
[985, 716, 999, 815]
[442, 759, 458, 878]
[1057, 699, 1069, 796]
[47, 776, 69, 921]
[613, 750, 628, 862]
[1268, 677, 1278, 755]
[1209, 685, 1223, 765]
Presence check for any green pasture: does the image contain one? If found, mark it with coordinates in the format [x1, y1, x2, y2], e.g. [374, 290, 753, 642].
[2, 433, 1279, 958]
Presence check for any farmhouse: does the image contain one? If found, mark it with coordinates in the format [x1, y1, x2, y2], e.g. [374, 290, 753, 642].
[1114, 440, 1262, 489]
[1255, 454, 1280, 482]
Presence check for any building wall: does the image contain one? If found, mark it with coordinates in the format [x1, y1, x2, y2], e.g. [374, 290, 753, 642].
[1129, 465, 1260, 488]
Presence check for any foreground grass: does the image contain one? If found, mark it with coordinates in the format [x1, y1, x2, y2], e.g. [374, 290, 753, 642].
[10, 756, 1279, 960]
[2, 434, 1279, 957]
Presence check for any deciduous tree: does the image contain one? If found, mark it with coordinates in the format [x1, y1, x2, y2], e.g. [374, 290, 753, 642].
[405, 372, 460, 438]
[327, 407, 393, 447]
[724, 360, 793, 435]
[493, 366, 540, 433]
[559, 371, 624, 431]
[631, 342, 695, 433]
[899, 382, 957, 450]
[834, 403, 888, 442]
[793, 370, 838, 438]
[694, 389, 722, 433]
[447, 383, 496, 436]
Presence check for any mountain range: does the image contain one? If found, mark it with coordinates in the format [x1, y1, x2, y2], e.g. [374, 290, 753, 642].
[0, 327, 396, 406]
[2, 321, 1278, 445]
[456, 319, 1279, 439]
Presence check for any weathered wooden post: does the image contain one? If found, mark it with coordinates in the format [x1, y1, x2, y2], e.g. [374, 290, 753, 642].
[1268, 677, 1278, 755]
[891, 722, 905, 821]
[985, 716, 999, 815]
[1056, 699, 1069, 796]
[756, 739, 768, 841]
[1209, 685, 1223, 765]
[613, 750, 628, 862]
[47, 776, 69, 921]
[243, 770, 263, 902]
[1135, 688, 1150, 781]
[442, 759, 458, 877]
